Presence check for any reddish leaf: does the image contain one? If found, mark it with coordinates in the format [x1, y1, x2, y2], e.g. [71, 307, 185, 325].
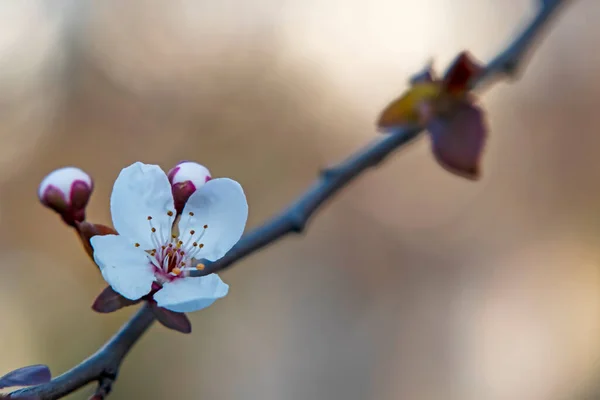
[150, 303, 192, 334]
[92, 286, 141, 313]
[442, 51, 484, 94]
[0, 365, 51, 389]
[426, 101, 487, 180]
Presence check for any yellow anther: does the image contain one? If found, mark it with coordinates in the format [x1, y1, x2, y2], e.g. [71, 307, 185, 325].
[167, 211, 174, 217]
[196, 263, 205, 271]
[192, 242, 198, 247]
[151, 227, 156, 233]
[134, 243, 140, 247]
[189, 212, 194, 216]
[171, 267, 181, 275]
[199, 243, 204, 248]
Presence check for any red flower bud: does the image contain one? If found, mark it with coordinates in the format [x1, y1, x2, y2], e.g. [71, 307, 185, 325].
[167, 161, 211, 214]
[38, 167, 93, 227]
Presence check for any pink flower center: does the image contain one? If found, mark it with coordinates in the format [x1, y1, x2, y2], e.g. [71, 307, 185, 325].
[133, 210, 209, 282]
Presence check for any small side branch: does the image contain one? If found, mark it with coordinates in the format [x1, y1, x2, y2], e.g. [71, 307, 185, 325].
[10, 305, 155, 400]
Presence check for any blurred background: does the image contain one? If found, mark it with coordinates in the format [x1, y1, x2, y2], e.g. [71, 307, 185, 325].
[0, 0, 598, 399]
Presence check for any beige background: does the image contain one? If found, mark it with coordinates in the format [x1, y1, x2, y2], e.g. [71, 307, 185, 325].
[0, 0, 599, 399]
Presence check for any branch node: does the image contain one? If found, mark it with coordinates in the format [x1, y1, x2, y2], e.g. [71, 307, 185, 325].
[501, 60, 520, 77]
[88, 376, 114, 400]
[288, 212, 307, 233]
[319, 167, 337, 180]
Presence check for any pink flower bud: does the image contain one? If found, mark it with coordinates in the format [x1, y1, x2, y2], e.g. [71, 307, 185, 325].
[38, 167, 93, 226]
[167, 161, 211, 214]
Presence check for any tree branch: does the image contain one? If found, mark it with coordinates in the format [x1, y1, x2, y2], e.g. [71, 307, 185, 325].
[9, 305, 155, 400]
[9, 1, 570, 398]
[194, 0, 571, 277]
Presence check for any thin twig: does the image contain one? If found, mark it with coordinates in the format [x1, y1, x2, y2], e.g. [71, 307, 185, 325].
[9, 1, 570, 398]
[194, 0, 571, 277]
[10, 305, 155, 400]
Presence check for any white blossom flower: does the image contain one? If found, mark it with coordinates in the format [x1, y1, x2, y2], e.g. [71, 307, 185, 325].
[38, 167, 93, 226]
[90, 162, 248, 313]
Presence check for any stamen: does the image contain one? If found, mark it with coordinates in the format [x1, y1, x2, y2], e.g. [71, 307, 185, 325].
[134, 243, 140, 247]
[171, 267, 181, 275]
[183, 224, 208, 256]
[147, 215, 164, 249]
[167, 211, 174, 217]
[189, 212, 194, 216]
[196, 263, 205, 270]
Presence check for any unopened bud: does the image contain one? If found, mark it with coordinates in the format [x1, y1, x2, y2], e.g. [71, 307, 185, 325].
[38, 167, 93, 227]
[167, 161, 211, 214]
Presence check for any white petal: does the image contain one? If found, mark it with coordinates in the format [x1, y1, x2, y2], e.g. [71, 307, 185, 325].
[110, 162, 175, 249]
[91, 234, 156, 300]
[179, 178, 248, 261]
[154, 274, 229, 313]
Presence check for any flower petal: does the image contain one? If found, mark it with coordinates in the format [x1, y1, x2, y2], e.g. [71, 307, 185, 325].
[90, 234, 155, 300]
[153, 274, 229, 313]
[110, 162, 175, 249]
[179, 178, 248, 261]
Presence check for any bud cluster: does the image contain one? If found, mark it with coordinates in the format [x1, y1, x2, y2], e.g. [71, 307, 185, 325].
[39, 161, 213, 236]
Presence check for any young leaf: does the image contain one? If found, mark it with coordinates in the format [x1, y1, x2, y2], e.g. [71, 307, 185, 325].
[0, 364, 51, 389]
[150, 303, 192, 334]
[377, 82, 442, 130]
[442, 51, 484, 94]
[92, 286, 141, 313]
[426, 101, 487, 180]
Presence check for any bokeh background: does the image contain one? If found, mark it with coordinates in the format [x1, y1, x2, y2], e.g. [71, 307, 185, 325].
[0, 0, 599, 399]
